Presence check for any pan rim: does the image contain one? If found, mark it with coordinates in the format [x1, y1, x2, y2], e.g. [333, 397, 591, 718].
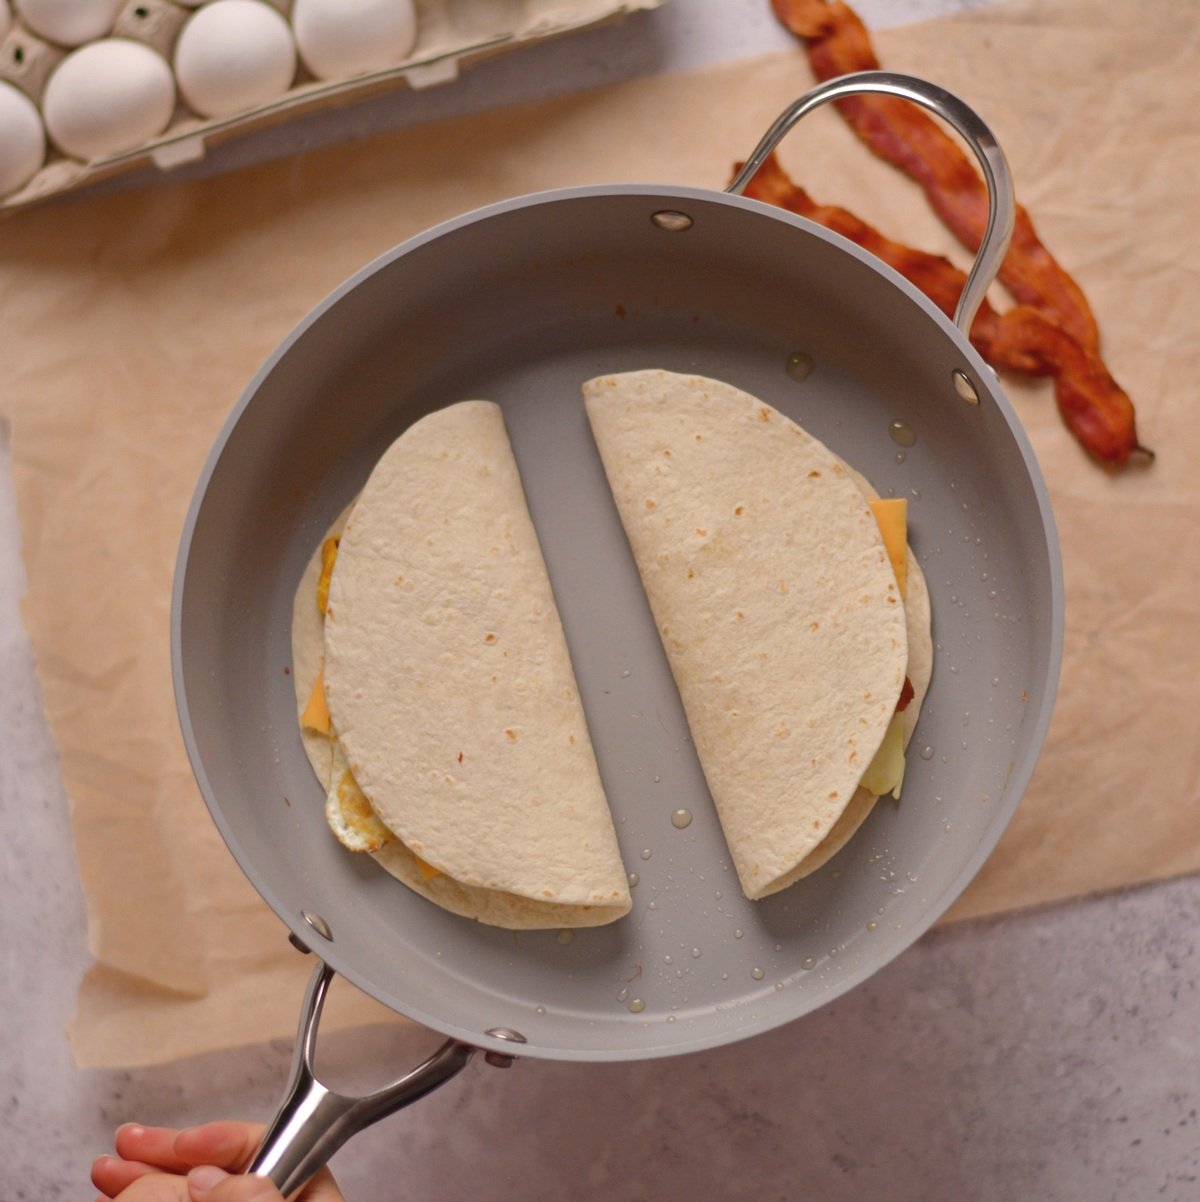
[171, 183, 1064, 1062]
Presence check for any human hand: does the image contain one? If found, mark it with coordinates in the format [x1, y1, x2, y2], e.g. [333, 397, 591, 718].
[91, 1120, 345, 1202]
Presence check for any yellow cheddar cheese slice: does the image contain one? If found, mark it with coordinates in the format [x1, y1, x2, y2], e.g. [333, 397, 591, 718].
[316, 536, 340, 616]
[300, 663, 331, 735]
[869, 498, 908, 600]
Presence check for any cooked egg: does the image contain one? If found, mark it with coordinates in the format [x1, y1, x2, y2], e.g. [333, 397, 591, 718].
[291, 0, 418, 81]
[174, 0, 297, 119]
[42, 39, 175, 161]
[14, 0, 124, 46]
[0, 80, 44, 196]
[324, 740, 394, 852]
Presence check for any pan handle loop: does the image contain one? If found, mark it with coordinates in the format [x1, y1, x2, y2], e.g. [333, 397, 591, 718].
[726, 70, 1015, 338]
[245, 959, 476, 1199]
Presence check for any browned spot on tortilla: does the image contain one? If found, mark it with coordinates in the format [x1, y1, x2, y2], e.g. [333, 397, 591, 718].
[808, 470, 821, 477]
[505, 729, 518, 742]
[645, 498, 656, 510]
[809, 621, 820, 631]
[484, 632, 496, 644]
[758, 407, 772, 421]
[694, 527, 707, 537]
[457, 751, 464, 763]
[829, 791, 839, 799]
[734, 505, 745, 516]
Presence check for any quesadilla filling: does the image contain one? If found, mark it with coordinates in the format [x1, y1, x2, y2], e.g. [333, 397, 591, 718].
[862, 497, 911, 800]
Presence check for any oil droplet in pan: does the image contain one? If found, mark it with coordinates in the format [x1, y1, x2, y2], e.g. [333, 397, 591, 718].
[889, 420, 918, 447]
[627, 998, 646, 1013]
[670, 809, 693, 829]
[557, 929, 575, 945]
[628, 873, 640, 888]
[785, 351, 814, 382]
[640, 848, 653, 861]
[751, 967, 765, 980]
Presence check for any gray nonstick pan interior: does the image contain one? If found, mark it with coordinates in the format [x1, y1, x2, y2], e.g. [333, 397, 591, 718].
[173, 184, 1062, 1063]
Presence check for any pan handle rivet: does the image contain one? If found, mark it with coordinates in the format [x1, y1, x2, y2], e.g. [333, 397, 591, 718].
[301, 910, 334, 941]
[485, 1027, 527, 1043]
[484, 1027, 526, 1069]
[952, 369, 980, 405]
[651, 210, 693, 232]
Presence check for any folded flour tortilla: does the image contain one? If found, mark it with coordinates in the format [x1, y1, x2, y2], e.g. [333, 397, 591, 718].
[584, 370, 932, 900]
[292, 401, 631, 928]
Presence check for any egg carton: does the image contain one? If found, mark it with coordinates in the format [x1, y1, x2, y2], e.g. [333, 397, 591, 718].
[0, 0, 668, 211]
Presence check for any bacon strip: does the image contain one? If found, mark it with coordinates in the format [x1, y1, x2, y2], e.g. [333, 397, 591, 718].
[742, 154, 1147, 465]
[770, 0, 1100, 352]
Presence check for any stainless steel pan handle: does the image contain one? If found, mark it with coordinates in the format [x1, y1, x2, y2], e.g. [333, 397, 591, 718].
[726, 70, 1015, 338]
[246, 958, 476, 1198]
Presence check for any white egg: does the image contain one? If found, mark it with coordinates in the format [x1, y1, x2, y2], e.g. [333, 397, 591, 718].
[174, 0, 297, 119]
[0, 80, 45, 196]
[42, 39, 175, 161]
[291, 0, 418, 81]
[14, 0, 124, 47]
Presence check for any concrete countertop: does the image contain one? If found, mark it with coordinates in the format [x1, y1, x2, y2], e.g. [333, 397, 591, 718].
[2, 2, 1197, 1199]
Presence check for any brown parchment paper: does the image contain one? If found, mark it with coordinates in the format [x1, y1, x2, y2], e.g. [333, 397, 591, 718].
[0, 0, 1195, 1068]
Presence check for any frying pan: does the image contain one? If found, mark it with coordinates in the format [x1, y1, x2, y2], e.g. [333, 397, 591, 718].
[172, 72, 1062, 1194]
